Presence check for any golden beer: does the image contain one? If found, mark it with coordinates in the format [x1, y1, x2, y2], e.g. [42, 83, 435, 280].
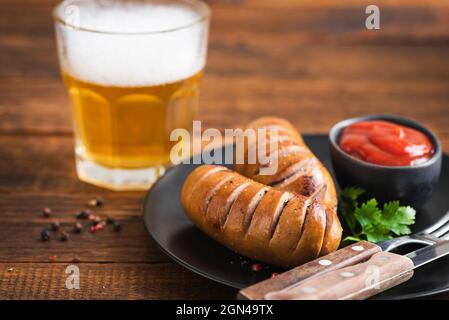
[63, 71, 201, 169]
[54, 0, 210, 190]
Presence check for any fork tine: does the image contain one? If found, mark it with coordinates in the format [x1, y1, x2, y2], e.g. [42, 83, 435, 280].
[422, 210, 449, 235]
[432, 223, 449, 238]
[431, 219, 449, 238]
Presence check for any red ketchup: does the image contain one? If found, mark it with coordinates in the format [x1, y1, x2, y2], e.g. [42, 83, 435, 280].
[339, 120, 434, 166]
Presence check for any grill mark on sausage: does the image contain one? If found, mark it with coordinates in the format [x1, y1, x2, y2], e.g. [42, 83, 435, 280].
[301, 175, 322, 197]
[269, 158, 314, 187]
[319, 208, 332, 256]
[312, 184, 327, 202]
[253, 145, 307, 177]
[220, 181, 251, 228]
[245, 135, 297, 161]
[202, 174, 235, 215]
[293, 198, 312, 251]
[269, 192, 295, 239]
[188, 166, 229, 200]
[267, 145, 306, 161]
[244, 136, 297, 176]
[242, 187, 269, 235]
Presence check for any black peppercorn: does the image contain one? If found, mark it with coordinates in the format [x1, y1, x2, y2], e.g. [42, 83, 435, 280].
[106, 217, 115, 225]
[59, 231, 69, 242]
[50, 221, 60, 231]
[113, 222, 121, 232]
[76, 210, 90, 219]
[41, 229, 51, 241]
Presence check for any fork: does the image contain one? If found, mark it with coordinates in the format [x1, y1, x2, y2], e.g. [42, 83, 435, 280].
[378, 210, 449, 252]
[239, 210, 449, 300]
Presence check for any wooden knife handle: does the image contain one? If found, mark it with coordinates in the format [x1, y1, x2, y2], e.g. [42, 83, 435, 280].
[238, 241, 381, 300]
[265, 252, 414, 300]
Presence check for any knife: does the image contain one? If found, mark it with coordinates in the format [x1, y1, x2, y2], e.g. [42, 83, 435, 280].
[238, 240, 449, 300]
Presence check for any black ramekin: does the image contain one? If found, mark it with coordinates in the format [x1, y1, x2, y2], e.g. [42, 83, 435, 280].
[329, 114, 442, 208]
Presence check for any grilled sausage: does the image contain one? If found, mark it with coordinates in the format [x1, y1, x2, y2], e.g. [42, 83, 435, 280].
[180, 117, 342, 267]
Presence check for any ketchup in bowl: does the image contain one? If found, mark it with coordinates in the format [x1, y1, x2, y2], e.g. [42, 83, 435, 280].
[339, 120, 434, 166]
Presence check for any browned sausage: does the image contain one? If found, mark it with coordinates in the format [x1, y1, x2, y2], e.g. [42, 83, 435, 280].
[180, 117, 342, 267]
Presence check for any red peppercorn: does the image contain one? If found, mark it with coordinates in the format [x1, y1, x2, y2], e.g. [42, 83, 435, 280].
[49, 255, 57, 262]
[251, 263, 261, 272]
[271, 272, 279, 278]
[90, 222, 105, 233]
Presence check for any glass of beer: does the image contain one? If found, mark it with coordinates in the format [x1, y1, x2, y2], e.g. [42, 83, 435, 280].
[53, 0, 210, 190]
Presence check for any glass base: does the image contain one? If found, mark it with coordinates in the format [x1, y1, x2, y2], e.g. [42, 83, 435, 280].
[76, 157, 166, 191]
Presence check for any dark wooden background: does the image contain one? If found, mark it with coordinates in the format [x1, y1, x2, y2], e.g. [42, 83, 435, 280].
[1, 0, 448, 299]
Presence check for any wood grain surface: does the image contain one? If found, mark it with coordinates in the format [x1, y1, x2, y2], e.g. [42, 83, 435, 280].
[0, 0, 448, 299]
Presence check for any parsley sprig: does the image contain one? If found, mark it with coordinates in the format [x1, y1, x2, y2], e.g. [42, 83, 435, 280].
[339, 187, 416, 244]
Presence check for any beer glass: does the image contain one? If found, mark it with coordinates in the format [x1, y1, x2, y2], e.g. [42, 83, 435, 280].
[53, 0, 210, 190]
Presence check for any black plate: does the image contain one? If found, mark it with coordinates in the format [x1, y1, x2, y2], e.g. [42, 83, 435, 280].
[143, 135, 449, 299]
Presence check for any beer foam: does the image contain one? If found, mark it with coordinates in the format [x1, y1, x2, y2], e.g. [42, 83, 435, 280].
[55, 1, 208, 87]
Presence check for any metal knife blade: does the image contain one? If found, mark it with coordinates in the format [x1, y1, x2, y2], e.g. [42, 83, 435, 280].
[406, 240, 449, 269]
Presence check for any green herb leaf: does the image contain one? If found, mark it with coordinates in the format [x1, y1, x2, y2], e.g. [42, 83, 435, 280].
[354, 198, 382, 229]
[341, 235, 364, 246]
[341, 187, 365, 203]
[339, 187, 365, 233]
[338, 187, 416, 245]
[380, 204, 416, 236]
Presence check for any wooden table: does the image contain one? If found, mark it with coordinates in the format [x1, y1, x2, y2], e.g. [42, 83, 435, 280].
[1, 0, 448, 299]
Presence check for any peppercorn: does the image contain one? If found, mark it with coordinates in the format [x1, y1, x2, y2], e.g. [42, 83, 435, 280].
[49, 255, 57, 262]
[113, 222, 121, 232]
[50, 221, 60, 231]
[41, 229, 51, 242]
[59, 231, 69, 242]
[73, 222, 83, 233]
[88, 198, 104, 207]
[42, 207, 52, 218]
[251, 263, 262, 272]
[106, 217, 115, 225]
[90, 222, 105, 233]
[91, 216, 102, 226]
[76, 210, 90, 220]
